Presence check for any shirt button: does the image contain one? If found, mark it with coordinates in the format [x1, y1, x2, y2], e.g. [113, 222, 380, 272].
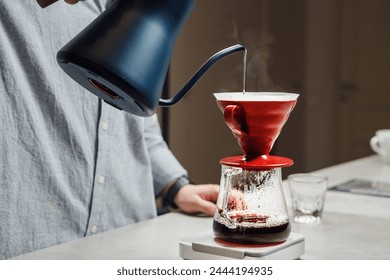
[98, 176, 105, 185]
[101, 122, 109, 131]
[90, 225, 98, 234]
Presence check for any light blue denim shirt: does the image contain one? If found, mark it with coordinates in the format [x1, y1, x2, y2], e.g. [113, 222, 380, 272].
[0, 1, 187, 259]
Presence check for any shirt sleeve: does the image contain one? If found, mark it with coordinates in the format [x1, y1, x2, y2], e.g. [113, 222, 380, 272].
[143, 114, 188, 197]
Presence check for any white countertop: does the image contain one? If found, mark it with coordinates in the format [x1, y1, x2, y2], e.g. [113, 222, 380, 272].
[14, 155, 390, 260]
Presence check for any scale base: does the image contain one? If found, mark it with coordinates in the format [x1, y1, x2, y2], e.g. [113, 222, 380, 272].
[179, 230, 305, 260]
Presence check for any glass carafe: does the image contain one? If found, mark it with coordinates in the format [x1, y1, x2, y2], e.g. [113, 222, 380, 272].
[213, 164, 291, 244]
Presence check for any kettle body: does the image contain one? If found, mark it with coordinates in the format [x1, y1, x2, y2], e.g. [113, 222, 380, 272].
[57, 0, 195, 116]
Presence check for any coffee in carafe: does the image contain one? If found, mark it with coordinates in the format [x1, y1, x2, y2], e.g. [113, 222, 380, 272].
[213, 160, 292, 244]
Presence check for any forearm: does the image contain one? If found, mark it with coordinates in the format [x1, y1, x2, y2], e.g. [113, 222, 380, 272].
[143, 115, 188, 196]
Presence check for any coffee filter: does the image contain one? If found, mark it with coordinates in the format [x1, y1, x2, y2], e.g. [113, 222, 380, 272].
[214, 92, 299, 101]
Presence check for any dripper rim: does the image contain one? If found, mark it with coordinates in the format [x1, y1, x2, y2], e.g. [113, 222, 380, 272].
[214, 92, 299, 101]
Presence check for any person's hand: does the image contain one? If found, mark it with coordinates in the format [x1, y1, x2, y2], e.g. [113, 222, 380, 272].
[174, 184, 219, 216]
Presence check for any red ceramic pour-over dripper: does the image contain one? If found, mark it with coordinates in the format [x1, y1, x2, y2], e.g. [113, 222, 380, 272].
[215, 92, 298, 168]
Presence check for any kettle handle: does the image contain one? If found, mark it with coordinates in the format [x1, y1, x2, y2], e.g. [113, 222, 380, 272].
[158, 44, 246, 106]
[224, 105, 248, 137]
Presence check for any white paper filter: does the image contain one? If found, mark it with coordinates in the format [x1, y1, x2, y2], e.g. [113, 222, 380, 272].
[214, 92, 299, 101]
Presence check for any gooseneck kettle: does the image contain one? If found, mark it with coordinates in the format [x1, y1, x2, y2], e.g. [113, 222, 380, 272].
[38, 0, 245, 116]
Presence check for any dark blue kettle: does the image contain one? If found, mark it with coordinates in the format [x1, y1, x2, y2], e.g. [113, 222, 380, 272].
[56, 0, 245, 116]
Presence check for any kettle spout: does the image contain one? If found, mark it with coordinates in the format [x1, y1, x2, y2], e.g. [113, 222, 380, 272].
[158, 44, 246, 107]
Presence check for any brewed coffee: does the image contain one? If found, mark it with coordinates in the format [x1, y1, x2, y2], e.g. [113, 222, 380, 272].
[213, 210, 291, 244]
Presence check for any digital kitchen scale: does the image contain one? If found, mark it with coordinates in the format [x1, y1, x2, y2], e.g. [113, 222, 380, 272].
[179, 230, 305, 260]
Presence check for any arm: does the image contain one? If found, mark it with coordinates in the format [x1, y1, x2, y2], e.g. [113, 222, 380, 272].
[143, 115, 219, 216]
[143, 115, 188, 196]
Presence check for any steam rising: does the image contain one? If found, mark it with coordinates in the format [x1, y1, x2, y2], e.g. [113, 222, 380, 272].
[241, 28, 279, 91]
[226, 26, 283, 92]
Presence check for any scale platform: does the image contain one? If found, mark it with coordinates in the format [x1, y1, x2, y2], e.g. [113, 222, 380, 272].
[179, 230, 305, 260]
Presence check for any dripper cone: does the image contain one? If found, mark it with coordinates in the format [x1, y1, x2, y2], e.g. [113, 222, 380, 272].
[215, 92, 298, 160]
